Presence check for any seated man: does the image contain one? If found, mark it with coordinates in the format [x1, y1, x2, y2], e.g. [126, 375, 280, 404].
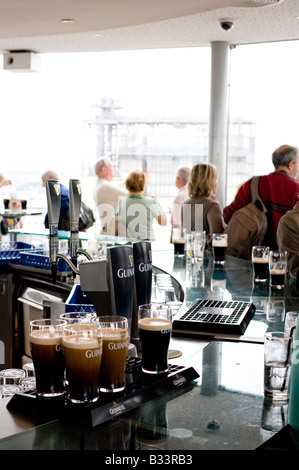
[223, 145, 299, 250]
[93, 157, 127, 235]
[171, 166, 191, 230]
[276, 201, 299, 279]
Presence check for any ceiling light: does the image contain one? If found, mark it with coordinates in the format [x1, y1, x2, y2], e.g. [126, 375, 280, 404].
[61, 19, 75, 24]
[94, 34, 103, 37]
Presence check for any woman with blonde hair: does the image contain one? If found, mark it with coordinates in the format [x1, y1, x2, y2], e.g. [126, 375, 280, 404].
[115, 170, 166, 240]
[182, 163, 226, 246]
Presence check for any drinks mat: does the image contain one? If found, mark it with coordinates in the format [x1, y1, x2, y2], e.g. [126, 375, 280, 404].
[7, 357, 199, 428]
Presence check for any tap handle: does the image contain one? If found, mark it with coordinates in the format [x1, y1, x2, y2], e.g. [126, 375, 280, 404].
[46, 179, 61, 226]
[69, 179, 81, 225]
[46, 179, 61, 284]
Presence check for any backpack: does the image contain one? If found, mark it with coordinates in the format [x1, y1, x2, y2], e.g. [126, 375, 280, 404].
[224, 176, 268, 261]
[60, 201, 95, 232]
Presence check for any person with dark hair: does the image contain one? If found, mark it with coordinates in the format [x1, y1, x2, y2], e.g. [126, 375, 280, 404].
[115, 169, 166, 240]
[223, 144, 299, 250]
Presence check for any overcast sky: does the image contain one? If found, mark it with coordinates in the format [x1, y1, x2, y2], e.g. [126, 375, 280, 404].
[0, 41, 298, 180]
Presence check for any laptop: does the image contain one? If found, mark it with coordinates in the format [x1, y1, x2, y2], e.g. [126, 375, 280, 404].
[172, 298, 256, 336]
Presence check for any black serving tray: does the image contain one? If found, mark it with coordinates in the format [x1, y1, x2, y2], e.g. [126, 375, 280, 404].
[7, 357, 199, 428]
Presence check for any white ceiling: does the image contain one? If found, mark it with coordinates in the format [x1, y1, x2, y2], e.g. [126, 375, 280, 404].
[0, 0, 298, 55]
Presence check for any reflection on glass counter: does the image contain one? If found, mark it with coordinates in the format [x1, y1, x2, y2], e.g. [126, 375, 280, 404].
[153, 250, 299, 343]
[0, 340, 289, 450]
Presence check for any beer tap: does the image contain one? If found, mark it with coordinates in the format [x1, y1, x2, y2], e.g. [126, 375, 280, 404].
[69, 179, 93, 271]
[45, 179, 61, 284]
[46, 179, 80, 284]
[69, 179, 81, 274]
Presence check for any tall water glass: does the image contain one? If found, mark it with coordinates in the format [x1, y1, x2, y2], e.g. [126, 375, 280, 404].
[30, 319, 66, 397]
[138, 304, 172, 374]
[264, 332, 291, 401]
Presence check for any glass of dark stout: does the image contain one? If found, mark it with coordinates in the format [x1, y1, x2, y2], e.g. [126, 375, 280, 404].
[269, 250, 287, 289]
[138, 304, 172, 375]
[62, 322, 103, 404]
[172, 228, 186, 256]
[212, 233, 228, 265]
[29, 319, 66, 397]
[252, 246, 270, 282]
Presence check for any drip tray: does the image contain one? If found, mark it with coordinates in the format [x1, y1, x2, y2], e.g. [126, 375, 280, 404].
[7, 358, 199, 428]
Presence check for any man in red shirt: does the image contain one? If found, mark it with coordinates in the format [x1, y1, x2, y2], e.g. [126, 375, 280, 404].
[223, 145, 299, 250]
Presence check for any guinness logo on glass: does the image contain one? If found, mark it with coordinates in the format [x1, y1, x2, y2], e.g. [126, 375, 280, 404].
[54, 184, 60, 196]
[148, 250, 152, 262]
[77, 183, 82, 195]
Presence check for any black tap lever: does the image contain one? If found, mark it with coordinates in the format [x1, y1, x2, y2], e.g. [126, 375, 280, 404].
[69, 179, 81, 273]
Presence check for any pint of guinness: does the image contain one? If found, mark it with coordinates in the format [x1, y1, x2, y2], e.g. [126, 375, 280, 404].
[62, 323, 102, 404]
[212, 233, 228, 265]
[96, 316, 130, 393]
[30, 319, 66, 397]
[269, 250, 287, 289]
[172, 228, 186, 256]
[252, 246, 270, 282]
[138, 304, 172, 374]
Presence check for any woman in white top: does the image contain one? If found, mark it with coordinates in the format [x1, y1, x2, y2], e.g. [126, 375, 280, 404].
[116, 170, 167, 240]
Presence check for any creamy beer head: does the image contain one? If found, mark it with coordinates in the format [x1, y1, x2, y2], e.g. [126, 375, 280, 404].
[138, 317, 172, 331]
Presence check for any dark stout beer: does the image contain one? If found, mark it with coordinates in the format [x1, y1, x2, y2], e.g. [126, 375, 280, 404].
[212, 234, 228, 265]
[253, 259, 269, 282]
[98, 327, 129, 393]
[270, 269, 286, 288]
[30, 329, 65, 397]
[138, 317, 172, 374]
[63, 332, 102, 403]
[173, 240, 185, 256]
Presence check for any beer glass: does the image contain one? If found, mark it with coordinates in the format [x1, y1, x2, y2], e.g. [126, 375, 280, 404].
[62, 322, 102, 404]
[96, 316, 130, 393]
[60, 311, 97, 324]
[269, 250, 287, 289]
[252, 246, 270, 282]
[193, 231, 206, 261]
[30, 319, 66, 397]
[138, 304, 172, 374]
[172, 228, 186, 256]
[212, 233, 228, 265]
